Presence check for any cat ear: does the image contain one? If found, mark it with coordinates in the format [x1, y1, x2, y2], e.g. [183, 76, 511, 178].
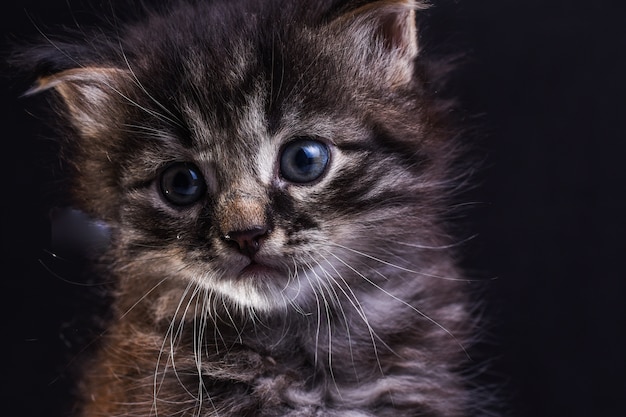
[27, 67, 130, 137]
[26, 67, 132, 222]
[330, 0, 424, 87]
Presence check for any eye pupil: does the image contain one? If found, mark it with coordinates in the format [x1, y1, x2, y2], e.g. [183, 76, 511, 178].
[160, 163, 206, 206]
[295, 148, 315, 173]
[172, 171, 196, 195]
[280, 139, 330, 183]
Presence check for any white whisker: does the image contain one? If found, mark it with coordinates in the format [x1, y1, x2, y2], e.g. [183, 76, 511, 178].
[301, 264, 323, 368]
[118, 276, 171, 321]
[330, 242, 476, 282]
[390, 234, 478, 251]
[117, 40, 186, 129]
[302, 257, 339, 391]
[324, 249, 470, 358]
[152, 280, 198, 416]
[308, 256, 357, 375]
[316, 250, 389, 377]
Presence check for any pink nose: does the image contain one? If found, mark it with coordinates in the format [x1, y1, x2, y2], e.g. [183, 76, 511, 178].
[223, 226, 269, 257]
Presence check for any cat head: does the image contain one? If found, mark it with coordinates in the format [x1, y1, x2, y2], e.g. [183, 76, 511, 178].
[21, 0, 459, 313]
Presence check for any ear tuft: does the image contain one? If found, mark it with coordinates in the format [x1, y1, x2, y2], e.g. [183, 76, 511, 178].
[27, 67, 130, 137]
[331, 0, 424, 87]
[375, 2, 419, 59]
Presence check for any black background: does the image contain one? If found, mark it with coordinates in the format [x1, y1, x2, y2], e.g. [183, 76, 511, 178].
[2, 1, 625, 416]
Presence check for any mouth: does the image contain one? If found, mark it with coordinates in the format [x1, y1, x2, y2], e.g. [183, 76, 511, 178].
[239, 260, 275, 277]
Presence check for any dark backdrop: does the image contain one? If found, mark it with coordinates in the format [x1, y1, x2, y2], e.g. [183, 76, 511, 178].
[2, 1, 625, 416]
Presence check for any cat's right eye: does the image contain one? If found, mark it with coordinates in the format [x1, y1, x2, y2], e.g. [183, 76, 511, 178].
[159, 162, 206, 206]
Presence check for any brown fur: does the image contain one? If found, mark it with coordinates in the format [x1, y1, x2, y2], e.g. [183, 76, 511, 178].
[15, 0, 494, 415]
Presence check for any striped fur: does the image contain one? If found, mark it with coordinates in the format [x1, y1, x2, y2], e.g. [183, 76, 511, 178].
[18, 0, 492, 415]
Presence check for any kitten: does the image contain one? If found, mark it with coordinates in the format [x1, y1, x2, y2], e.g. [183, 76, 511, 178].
[18, 0, 488, 415]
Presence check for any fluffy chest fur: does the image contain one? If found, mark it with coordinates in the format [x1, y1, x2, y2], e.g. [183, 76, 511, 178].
[18, 0, 485, 416]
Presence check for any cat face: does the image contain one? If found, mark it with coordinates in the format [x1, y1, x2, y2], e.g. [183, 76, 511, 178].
[28, 0, 453, 313]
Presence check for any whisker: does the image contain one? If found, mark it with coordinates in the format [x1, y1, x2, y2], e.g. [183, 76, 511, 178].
[117, 39, 186, 128]
[24, 13, 83, 69]
[221, 296, 242, 346]
[270, 28, 285, 107]
[281, 47, 326, 104]
[301, 265, 323, 368]
[120, 124, 172, 139]
[387, 234, 479, 251]
[324, 249, 470, 358]
[192, 285, 218, 417]
[37, 257, 114, 286]
[191, 286, 202, 416]
[170, 282, 203, 371]
[118, 276, 172, 321]
[302, 258, 338, 388]
[308, 254, 358, 376]
[316, 250, 389, 376]
[307, 253, 362, 393]
[329, 242, 478, 282]
[152, 280, 198, 416]
[284, 257, 311, 316]
[206, 289, 227, 355]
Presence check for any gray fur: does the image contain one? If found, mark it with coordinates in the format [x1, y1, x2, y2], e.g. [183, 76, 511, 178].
[17, 0, 492, 415]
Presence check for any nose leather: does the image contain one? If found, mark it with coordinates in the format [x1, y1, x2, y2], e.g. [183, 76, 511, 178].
[224, 226, 268, 257]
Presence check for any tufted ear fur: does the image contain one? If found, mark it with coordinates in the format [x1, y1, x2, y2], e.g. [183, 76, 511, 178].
[27, 67, 131, 138]
[330, 0, 424, 87]
[25, 67, 132, 222]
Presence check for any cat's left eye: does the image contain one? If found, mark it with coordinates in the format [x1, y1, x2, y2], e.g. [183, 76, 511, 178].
[279, 138, 330, 184]
[159, 162, 206, 206]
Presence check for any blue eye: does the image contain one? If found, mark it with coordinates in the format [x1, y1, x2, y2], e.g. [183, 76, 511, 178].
[280, 138, 330, 183]
[159, 162, 206, 206]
